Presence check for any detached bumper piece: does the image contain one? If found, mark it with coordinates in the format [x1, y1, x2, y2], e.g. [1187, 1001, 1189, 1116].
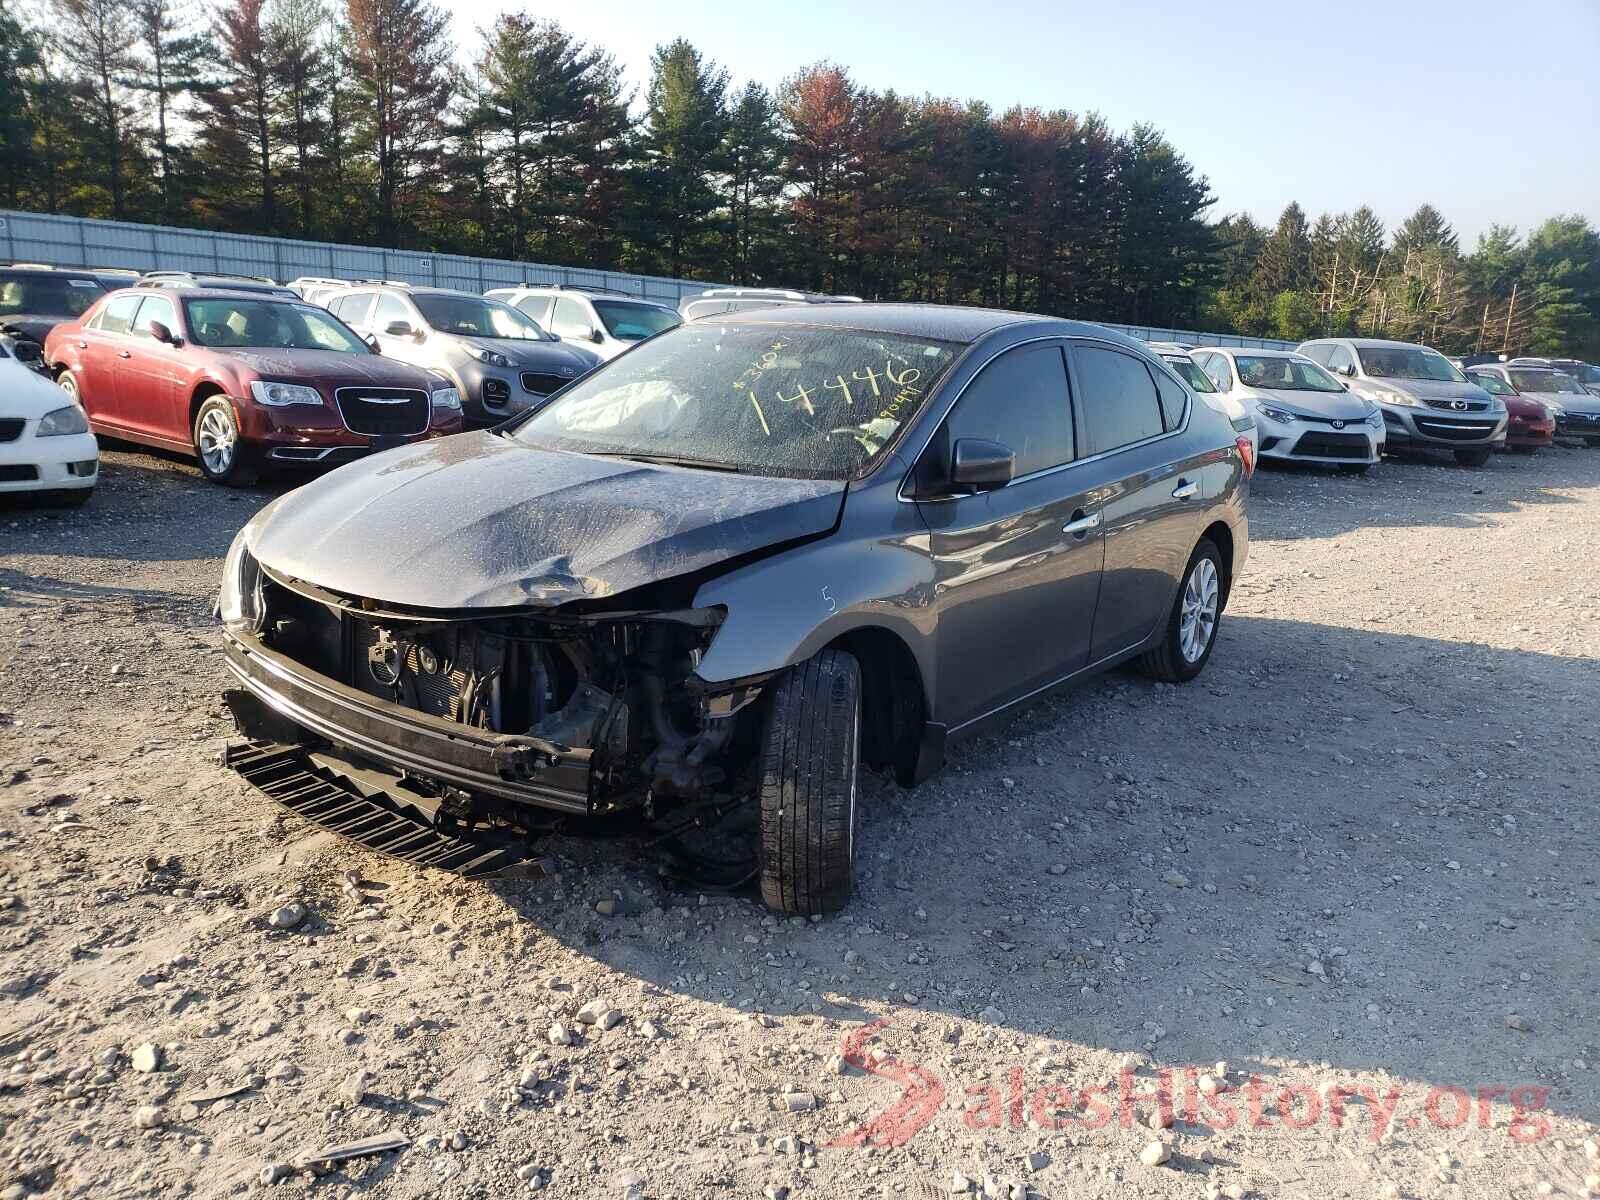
[223, 741, 541, 879]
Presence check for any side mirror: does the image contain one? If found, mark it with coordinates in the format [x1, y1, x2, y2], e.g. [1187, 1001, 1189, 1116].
[365, 334, 381, 354]
[589, 327, 604, 344]
[1336, 362, 1356, 378]
[384, 320, 416, 339]
[149, 320, 181, 347]
[950, 438, 1015, 491]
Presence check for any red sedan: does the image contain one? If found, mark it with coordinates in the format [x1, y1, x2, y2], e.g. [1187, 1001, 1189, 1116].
[44, 287, 464, 485]
[1466, 367, 1555, 453]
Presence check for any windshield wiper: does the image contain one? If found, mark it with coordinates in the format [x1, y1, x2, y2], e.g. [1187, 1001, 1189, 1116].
[587, 451, 748, 473]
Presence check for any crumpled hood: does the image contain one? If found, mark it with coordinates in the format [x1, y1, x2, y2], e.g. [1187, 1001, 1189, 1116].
[1243, 388, 1371, 419]
[215, 348, 440, 388]
[456, 336, 597, 374]
[250, 431, 846, 609]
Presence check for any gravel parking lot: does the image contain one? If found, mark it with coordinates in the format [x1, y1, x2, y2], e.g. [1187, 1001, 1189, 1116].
[2, 442, 1599, 1199]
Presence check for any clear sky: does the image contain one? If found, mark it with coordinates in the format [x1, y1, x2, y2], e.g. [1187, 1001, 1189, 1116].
[446, 0, 1600, 247]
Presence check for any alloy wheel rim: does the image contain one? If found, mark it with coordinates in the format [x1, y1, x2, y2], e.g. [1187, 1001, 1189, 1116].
[198, 407, 236, 474]
[1179, 558, 1220, 663]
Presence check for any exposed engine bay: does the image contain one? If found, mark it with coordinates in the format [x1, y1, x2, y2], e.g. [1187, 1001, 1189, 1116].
[249, 566, 764, 820]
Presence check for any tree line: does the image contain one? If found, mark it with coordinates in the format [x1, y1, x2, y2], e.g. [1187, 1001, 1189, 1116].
[2, 0, 1597, 356]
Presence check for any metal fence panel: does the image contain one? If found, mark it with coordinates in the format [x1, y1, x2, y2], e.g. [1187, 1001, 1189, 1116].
[0, 208, 1297, 347]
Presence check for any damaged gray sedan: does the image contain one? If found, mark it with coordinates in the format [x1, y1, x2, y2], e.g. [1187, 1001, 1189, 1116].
[218, 304, 1252, 914]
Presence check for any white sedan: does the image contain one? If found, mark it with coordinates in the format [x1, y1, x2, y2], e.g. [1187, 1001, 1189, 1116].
[1190, 346, 1384, 473]
[0, 344, 98, 503]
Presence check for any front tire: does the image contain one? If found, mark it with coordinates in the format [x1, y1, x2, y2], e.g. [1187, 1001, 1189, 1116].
[1138, 539, 1224, 684]
[757, 648, 861, 916]
[1454, 447, 1492, 467]
[193, 396, 259, 486]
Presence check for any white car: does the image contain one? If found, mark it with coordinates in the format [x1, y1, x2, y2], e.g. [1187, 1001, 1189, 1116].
[484, 286, 682, 361]
[1151, 346, 1258, 458]
[0, 343, 98, 503]
[1191, 346, 1384, 473]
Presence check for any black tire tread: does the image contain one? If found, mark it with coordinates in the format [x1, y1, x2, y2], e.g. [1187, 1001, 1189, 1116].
[758, 648, 860, 916]
[1137, 539, 1223, 684]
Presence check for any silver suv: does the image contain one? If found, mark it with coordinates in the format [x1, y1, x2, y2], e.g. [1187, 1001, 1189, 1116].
[485, 285, 681, 361]
[329, 285, 599, 425]
[1297, 337, 1506, 466]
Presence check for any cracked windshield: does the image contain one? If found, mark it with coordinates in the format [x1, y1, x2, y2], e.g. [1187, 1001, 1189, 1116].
[515, 322, 959, 479]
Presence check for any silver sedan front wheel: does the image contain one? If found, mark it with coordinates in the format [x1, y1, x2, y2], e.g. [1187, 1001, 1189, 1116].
[1178, 557, 1220, 663]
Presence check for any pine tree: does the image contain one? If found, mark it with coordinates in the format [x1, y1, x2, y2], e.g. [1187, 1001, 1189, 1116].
[343, 0, 453, 246]
[50, 0, 142, 218]
[128, 0, 211, 224]
[721, 81, 784, 282]
[270, 0, 329, 238]
[195, 0, 279, 231]
[1392, 204, 1458, 258]
[633, 39, 728, 277]
[1253, 202, 1311, 295]
[0, 12, 43, 208]
[1111, 124, 1216, 325]
[780, 63, 858, 293]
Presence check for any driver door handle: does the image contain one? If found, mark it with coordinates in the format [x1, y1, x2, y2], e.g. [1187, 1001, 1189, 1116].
[1063, 510, 1102, 537]
[117, 350, 132, 359]
[1172, 479, 1199, 500]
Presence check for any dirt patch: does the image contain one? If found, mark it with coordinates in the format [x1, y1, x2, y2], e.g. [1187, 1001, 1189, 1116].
[2, 444, 1598, 1198]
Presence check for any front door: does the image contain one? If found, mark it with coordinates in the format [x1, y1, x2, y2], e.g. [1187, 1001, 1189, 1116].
[913, 342, 1105, 729]
[122, 293, 187, 443]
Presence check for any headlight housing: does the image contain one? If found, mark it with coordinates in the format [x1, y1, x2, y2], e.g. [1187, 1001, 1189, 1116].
[1255, 403, 1299, 425]
[463, 342, 513, 369]
[1373, 387, 1418, 408]
[1548, 402, 1566, 418]
[1363, 405, 1384, 428]
[250, 380, 324, 407]
[36, 404, 90, 437]
[218, 531, 266, 636]
[430, 386, 462, 411]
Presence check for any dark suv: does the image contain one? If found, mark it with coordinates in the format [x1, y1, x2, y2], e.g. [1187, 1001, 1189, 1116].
[0, 265, 109, 375]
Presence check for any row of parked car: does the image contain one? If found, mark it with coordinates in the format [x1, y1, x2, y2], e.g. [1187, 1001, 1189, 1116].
[3, 260, 1599, 502]
[1147, 337, 1600, 472]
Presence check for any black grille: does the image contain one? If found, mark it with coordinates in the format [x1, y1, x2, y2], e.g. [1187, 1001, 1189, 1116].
[1423, 397, 1489, 412]
[0, 465, 39, 482]
[521, 372, 571, 396]
[1292, 432, 1370, 459]
[0, 419, 24, 443]
[334, 387, 428, 436]
[1561, 410, 1600, 428]
[1414, 418, 1496, 442]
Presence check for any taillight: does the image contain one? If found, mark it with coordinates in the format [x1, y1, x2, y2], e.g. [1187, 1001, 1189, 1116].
[1236, 435, 1255, 478]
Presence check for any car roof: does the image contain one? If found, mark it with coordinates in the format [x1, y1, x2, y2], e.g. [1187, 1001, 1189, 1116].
[711, 302, 1098, 344]
[1312, 337, 1441, 350]
[1, 264, 104, 279]
[111, 286, 316, 303]
[1196, 346, 1303, 359]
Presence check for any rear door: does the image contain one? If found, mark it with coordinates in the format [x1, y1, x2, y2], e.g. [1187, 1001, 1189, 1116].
[77, 292, 144, 428]
[914, 341, 1105, 728]
[122, 293, 188, 443]
[1066, 343, 1206, 662]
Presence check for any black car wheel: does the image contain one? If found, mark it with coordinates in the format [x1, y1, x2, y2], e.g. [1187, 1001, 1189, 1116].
[1454, 447, 1493, 467]
[757, 648, 861, 916]
[193, 397, 260, 486]
[1139, 538, 1224, 684]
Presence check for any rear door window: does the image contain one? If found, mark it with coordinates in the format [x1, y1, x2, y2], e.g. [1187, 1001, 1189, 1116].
[99, 293, 143, 335]
[333, 292, 375, 326]
[1153, 369, 1187, 429]
[1071, 346, 1166, 455]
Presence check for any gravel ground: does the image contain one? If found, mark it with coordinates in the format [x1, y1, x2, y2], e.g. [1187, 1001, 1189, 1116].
[2, 441, 1599, 1200]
